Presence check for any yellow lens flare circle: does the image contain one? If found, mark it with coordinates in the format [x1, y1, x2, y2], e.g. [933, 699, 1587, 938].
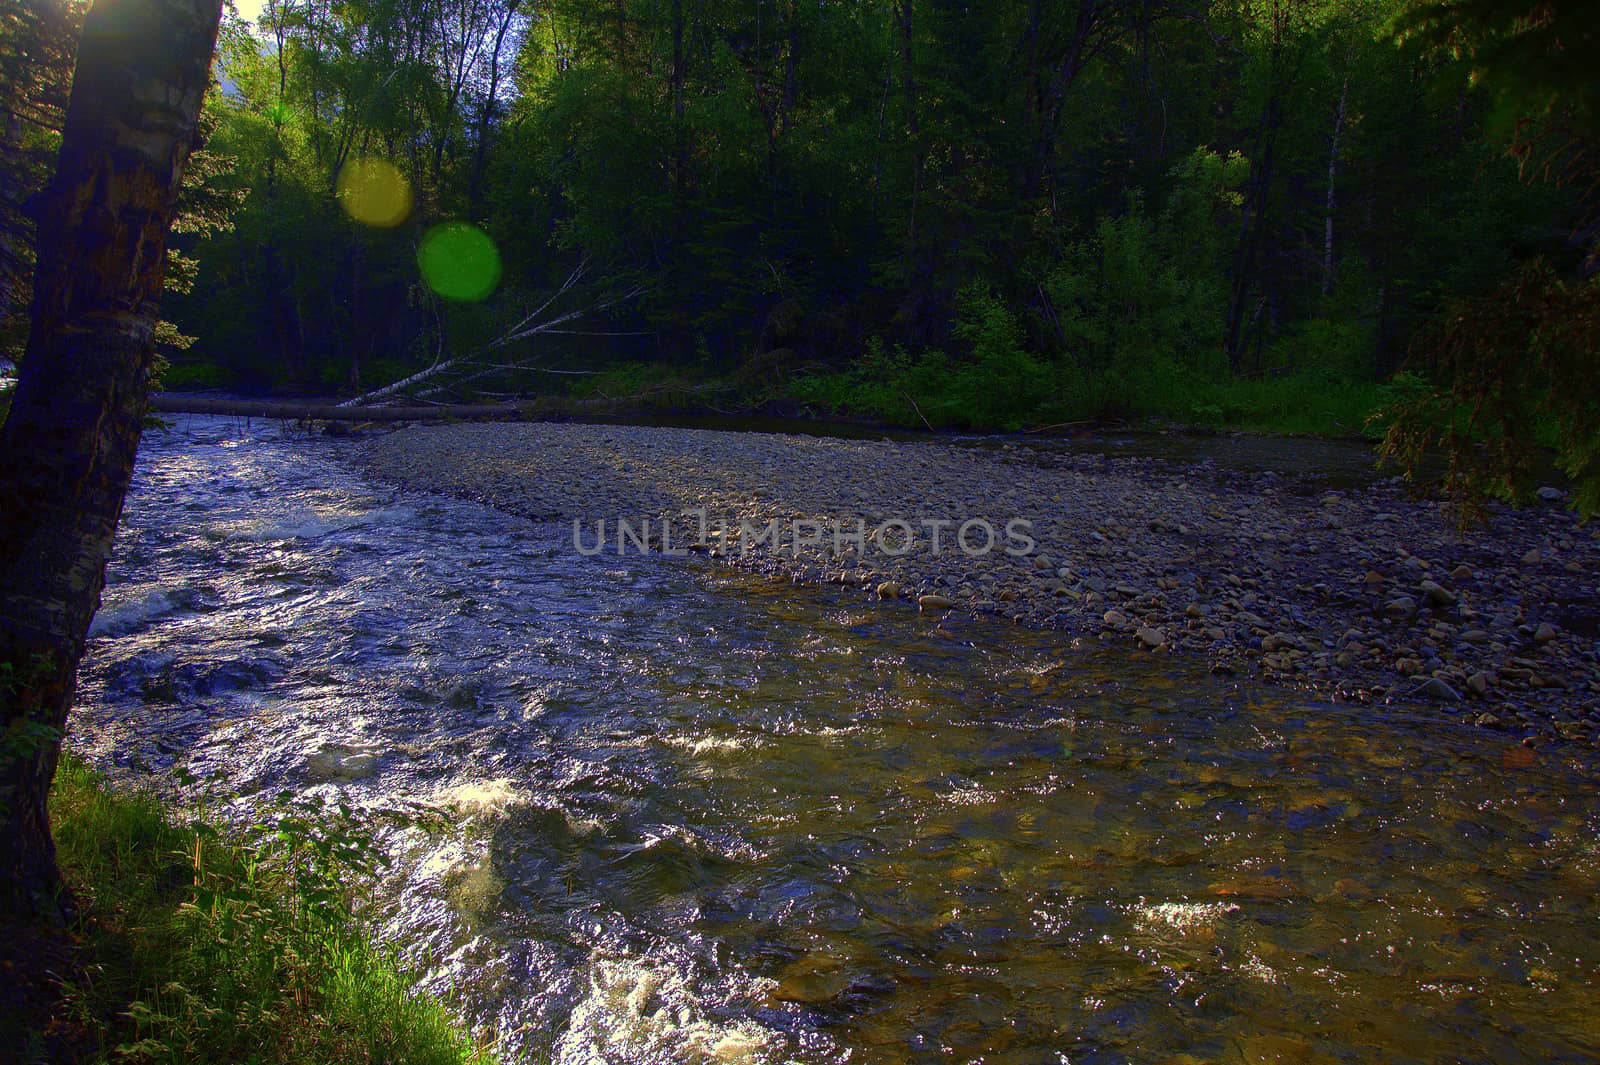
[336, 157, 413, 228]
[418, 223, 502, 302]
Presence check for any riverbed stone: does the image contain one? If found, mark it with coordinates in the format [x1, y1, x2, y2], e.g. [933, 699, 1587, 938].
[1385, 597, 1418, 619]
[360, 421, 1600, 733]
[1411, 677, 1461, 702]
[1419, 580, 1455, 607]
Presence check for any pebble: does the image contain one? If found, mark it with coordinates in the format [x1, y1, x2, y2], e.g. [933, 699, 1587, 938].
[1384, 597, 1417, 618]
[1419, 580, 1456, 607]
[1411, 677, 1461, 701]
[360, 422, 1599, 735]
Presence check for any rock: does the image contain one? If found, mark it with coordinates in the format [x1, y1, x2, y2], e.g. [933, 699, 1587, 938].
[1538, 486, 1564, 503]
[1466, 672, 1489, 696]
[1364, 570, 1386, 585]
[1261, 632, 1299, 652]
[1384, 597, 1417, 618]
[1522, 548, 1542, 566]
[1535, 622, 1558, 643]
[1210, 874, 1301, 900]
[917, 594, 955, 612]
[1450, 564, 1474, 581]
[1102, 609, 1130, 628]
[1332, 878, 1372, 901]
[1136, 626, 1166, 649]
[1419, 580, 1456, 607]
[876, 581, 901, 600]
[1410, 677, 1461, 702]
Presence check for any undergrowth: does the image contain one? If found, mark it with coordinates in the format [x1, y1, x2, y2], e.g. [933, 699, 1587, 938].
[40, 755, 493, 1065]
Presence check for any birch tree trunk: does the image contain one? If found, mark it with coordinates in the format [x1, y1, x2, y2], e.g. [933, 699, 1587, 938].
[0, 0, 221, 919]
[1322, 76, 1348, 297]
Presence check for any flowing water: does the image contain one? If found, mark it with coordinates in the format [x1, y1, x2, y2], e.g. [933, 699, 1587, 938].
[73, 415, 1600, 1064]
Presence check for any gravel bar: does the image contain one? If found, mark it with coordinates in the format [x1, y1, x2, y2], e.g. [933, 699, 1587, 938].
[358, 422, 1600, 746]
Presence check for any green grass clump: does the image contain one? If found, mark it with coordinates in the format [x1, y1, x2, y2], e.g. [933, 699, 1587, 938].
[44, 755, 493, 1065]
[790, 350, 1396, 438]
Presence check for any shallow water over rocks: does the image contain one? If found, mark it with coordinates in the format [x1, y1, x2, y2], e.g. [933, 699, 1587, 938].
[73, 415, 1600, 1063]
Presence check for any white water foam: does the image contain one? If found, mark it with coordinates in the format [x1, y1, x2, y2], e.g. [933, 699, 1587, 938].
[88, 586, 179, 637]
[552, 952, 778, 1065]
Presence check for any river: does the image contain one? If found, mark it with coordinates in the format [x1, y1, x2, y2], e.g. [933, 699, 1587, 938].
[71, 414, 1600, 1063]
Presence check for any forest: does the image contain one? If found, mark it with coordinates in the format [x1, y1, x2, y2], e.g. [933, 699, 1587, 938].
[3, 1, 1600, 1058]
[1, 0, 1595, 443]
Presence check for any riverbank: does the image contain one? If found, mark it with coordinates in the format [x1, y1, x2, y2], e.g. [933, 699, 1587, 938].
[359, 422, 1600, 744]
[3, 757, 492, 1065]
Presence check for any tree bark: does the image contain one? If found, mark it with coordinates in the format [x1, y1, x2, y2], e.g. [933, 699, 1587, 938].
[0, 0, 221, 920]
[1321, 75, 1348, 297]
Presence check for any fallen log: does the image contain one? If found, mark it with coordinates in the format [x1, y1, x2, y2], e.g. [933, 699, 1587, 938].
[150, 395, 528, 422]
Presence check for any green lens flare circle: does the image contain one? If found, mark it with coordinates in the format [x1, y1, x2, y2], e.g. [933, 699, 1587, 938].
[417, 223, 502, 302]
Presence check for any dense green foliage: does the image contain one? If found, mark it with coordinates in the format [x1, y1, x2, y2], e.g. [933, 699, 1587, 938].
[1376, 0, 1598, 514]
[35, 755, 491, 1064]
[1, 0, 1587, 444]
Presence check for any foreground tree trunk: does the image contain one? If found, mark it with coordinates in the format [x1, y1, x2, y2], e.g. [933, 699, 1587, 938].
[0, 0, 221, 919]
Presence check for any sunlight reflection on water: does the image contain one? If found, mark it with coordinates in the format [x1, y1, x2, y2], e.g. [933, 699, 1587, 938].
[72, 415, 1600, 1064]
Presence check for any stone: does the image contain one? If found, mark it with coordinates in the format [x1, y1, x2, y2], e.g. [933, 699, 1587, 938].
[1466, 672, 1489, 696]
[1410, 677, 1461, 701]
[918, 594, 955, 611]
[1364, 570, 1385, 585]
[1535, 622, 1558, 643]
[876, 581, 901, 600]
[1450, 564, 1474, 581]
[1419, 580, 1456, 607]
[1522, 548, 1542, 566]
[1136, 626, 1166, 649]
[1384, 597, 1417, 618]
[1538, 486, 1564, 503]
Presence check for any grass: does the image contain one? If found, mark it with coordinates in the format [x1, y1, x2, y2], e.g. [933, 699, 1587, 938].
[789, 351, 1398, 438]
[1172, 373, 1395, 437]
[21, 755, 494, 1065]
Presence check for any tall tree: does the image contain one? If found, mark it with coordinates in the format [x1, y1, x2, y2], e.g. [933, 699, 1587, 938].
[0, 0, 222, 917]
